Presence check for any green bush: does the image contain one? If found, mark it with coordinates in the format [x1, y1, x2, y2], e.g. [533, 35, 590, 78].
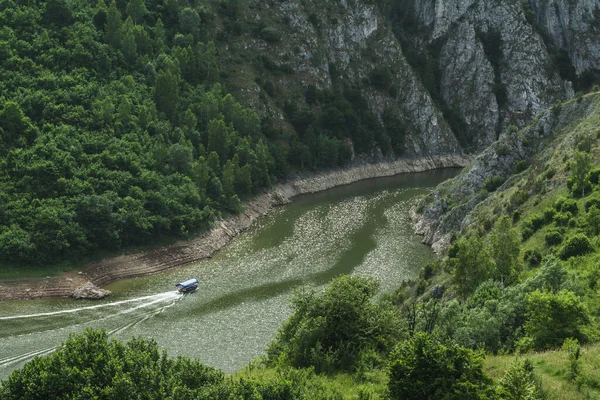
[267, 275, 402, 373]
[521, 220, 535, 241]
[553, 211, 572, 227]
[515, 160, 529, 173]
[259, 26, 280, 42]
[523, 248, 542, 267]
[369, 66, 392, 90]
[524, 290, 590, 350]
[558, 234, 594, 260]
[542, 207, 556, 223]
[544, 229, 563, 246]
[555, 197, 578, 215]
[584, 197, 600, 211]
[483, 176, 506, 192]
[388, 333, 494, 399]
[498, 359, 546, 400]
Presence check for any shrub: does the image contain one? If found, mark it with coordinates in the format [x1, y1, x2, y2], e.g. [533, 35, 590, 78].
[562, 338, 582, 383]
[524, 249, 542, 267]
[542, 207, 556, 223]
[521, 220, 535, 241]
[498, 359, 546, 400]
[512, 209, 521, 223]
[559, 234, 593, 260]
[388, 333, 494, 399]
[511, 190, 528, 207]
[483, 176, 506, 192]
[584, 197, 600, 211]
[589, 167, 600, 185]
[544, 229, 563, 246]
[553, 211, 572, 227]
[529, 213, 545, 230]
[267, 275, 402, 373]
[260, 26, 280, 42]
[555, 198, 578, 215]
[369, 66, 392, 90]
[515, 160, 529, 173]
[524, 290, 590, 350]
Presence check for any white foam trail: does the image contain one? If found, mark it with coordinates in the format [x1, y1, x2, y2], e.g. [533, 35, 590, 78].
[0, 295, 182, 368]
[0, 347, 57, 367]
[0, 292, 181, 321]
[109, 300, 178, 335]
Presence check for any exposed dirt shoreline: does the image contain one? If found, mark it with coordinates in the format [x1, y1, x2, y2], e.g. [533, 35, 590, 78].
[0, 155, 469, 301]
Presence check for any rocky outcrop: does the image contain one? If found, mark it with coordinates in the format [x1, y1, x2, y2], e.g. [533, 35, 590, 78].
[530, 0, 600, 74]
[72, 282, 112, 300]
[438, 21, 499, 148]
[229, 0, 600, 156]
[231, 0, 462, 156]
[407, 0, 572, 146]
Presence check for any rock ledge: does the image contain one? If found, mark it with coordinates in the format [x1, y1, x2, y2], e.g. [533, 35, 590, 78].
[72, 282, 112, 300]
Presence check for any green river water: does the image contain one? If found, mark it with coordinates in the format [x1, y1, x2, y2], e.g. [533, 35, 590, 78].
[0, 169, 458, 380]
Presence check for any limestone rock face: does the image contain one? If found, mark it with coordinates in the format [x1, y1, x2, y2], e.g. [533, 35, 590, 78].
[72, 282, 112, 300]
[530, 0, 600, 74]
[229, 0, 598, 156]
[438, 21, 498, 148]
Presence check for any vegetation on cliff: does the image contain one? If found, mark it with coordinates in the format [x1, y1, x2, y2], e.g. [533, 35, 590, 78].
[407, 92, 600, 398]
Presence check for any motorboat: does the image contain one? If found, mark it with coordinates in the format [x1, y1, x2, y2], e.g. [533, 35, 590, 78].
[176, 278, 199, 293]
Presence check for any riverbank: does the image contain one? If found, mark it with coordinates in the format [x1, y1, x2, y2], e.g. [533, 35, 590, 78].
[0, 155, 469, 301]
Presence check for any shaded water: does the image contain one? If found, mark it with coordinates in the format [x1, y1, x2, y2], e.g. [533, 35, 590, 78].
[0, 169, 458, 379]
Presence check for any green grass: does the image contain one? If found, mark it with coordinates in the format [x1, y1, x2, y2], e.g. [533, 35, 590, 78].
[485, 343, 600, 399]
[235, 363, 389, 399]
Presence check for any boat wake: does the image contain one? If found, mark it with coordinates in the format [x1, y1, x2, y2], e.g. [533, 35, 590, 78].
[0, 291, 182, 370]
[0, 291, 181, 321]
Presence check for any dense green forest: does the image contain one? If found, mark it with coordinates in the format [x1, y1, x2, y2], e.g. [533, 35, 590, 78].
[0, 0, 402, 267]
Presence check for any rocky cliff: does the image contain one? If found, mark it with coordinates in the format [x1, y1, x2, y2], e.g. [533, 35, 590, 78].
[224, 0, 600, 156]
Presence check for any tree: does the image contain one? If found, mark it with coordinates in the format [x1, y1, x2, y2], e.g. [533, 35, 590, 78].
[0, 329, 321, 399]
[571, 151, 591, 197]
[498, 359, 545, 400]
[43, 0, 73, 26]
[388, 333, 494, 400]
[524, 290, 590, 349]
[155, 19, 167, 54]
[450, 234, 494, 297]
[178, 7, 201, 41]
[207, 117, 231, 163]
[0, 101, 36, 148]
[489, 215, 521, 285]
[104, 0, 122, 48]
[153, 67, 179, 119]
[126, 0, 147, 24]
[267, 275, 402, 373]
[93, 0, 108, 29]
[121, 19, 138, 65]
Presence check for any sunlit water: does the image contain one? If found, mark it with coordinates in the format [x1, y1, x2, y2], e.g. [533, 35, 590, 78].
[0, 169, 458, 380]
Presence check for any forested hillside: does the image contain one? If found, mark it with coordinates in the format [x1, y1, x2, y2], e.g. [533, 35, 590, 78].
[0, 0, 405, 266]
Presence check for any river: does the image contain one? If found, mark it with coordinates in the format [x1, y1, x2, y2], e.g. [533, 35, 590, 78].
[0, 169, 458, 380]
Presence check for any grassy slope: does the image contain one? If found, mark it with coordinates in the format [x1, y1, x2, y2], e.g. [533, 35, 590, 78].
[235, 364, 389, 400]
[485, 343, 600, 400]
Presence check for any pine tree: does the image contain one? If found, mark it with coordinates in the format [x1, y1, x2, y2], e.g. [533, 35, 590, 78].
[104, 0, 122, 48]
[155, 19, 166, 55]
[126, 0, 147, 25]
[153, 67, 179, 120]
